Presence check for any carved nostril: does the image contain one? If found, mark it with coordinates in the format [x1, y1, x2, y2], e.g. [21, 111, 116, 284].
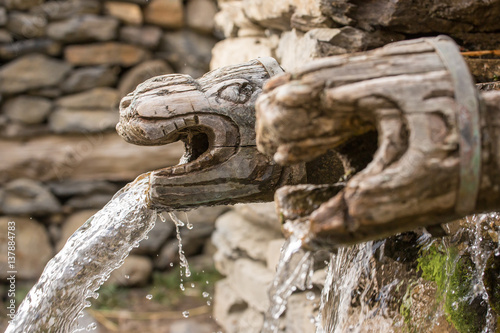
[120, 97, 132, 110]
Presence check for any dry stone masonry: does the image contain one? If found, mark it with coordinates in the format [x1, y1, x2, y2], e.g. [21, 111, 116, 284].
[0, 0, 221, 298]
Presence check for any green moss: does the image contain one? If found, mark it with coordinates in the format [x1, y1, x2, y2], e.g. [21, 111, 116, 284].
[416, 243, 487, 333]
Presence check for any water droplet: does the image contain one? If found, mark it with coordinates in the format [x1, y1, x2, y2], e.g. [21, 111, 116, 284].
[202, 292, 210, 298]
[182, 311, 189, 318]
[86, 322, 97, 331]
[146, 294, 153, 300]
[187, 223, 194, 230]
[190, 283, 195, 288]
[205, 280, 209, 284]
[207, 300, 211, 306]
[306, 291, 315, 300]
[169, 262, 174, 267]
[124, 275, 130, 279]
[180, 283, 185, 291]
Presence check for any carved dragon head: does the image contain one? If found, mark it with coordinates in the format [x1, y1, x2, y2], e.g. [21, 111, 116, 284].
[117, 58, 304, 210]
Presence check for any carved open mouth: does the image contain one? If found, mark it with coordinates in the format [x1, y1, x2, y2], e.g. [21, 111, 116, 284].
[118, 113, 240, 176]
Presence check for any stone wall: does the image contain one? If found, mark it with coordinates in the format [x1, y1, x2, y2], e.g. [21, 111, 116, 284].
[0, 0, 222, 288]
[208, 1, 500, 332]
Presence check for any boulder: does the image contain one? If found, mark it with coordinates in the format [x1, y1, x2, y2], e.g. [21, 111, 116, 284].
[30, 0, 101, 21]
[1, 179, 61, 216]
[48, 108, 119, 134]
[107, 255, 153, 286]
[0, 7, 7, 26]
[48, 180, 120, 198]
[47, 15, 119, 43]
[143, 0, 184, 29]
[158, 30, 217, 78]
[2, 96, 53, 125]
[233, 202, 282, 231]
[0, 39, 61, 60]
[214, 1, 265, 38]
[61, 66, 119, 94]
[236, 308, 265, 333]
[186, 0, 217, 33]
[210, 37, 274, 69]
[266, 238, 286, 271]
[242, 0, 293, 31]
[119, 25, 162, 50]
[56, 88, 120, 110]
[64, 42, 148, 67]
[56, 209, 98, 251]
[285, 292, 319, 333]
[213, 278, 248, 333]
[65, 193, 115, 210]
[0, 54, 72, 94]
[228, 258, 274, 312]
[104, 2, 143, 26]
[6, 12, 47, 39]
[118, 60, 174, 97]
[132, 213, 174, 255]
[4, 0, 44, 11]
[0, 217, 53, 280]
[0, 29, 12, 43]
[212, 210, 282, 262]
[0, 133, 184, 183]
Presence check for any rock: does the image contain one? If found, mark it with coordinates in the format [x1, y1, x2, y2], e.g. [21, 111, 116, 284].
[118, 60, 174, 97]
[0, 133, 184, 183]
[233, 202, 282, 231]
[169, 319, 214, 333]
[0, 39, 61, 60]
[285, 292, 319, 333]
[132, 214, 174, 255]
[0, 29, 12, 43]
[311, 268, 327, 288]
[0, 7, 7, 26]
[0, 54, 72, 95]
[266, 238, 286, 271]
[61, 66, 119, 94]
[291, 0, 333, 31]
[277, 27, 403, 71]
[104, 1, 143, 26]
[47, 15, 119, 43]
[0, 217, 53, 280]
[4, 0, 44, 10]
[107, 255, 153, 286]
[48, 180, 120, 198]
[158, 30, 217, 77]
[6, 12, 47, 39]
[56, 209, 98, 251]
[228, 258, 274, 312]
[30, 0, 101, 21]
[28, 87, 62, 99]
[210, 37, 274, 69]
[236, 307, 265, 333]
[143, 0, 183, 29]
[212, 210, 282, 262]
[243, 0, 293, 31]
[49, 108, 119, 134]
[214, 1, 265, 38]
[56, 88, 120, 110]
[64, 42, 148, 67]
[119, 25, 162, 50]
[65, 193, 115, 210]
[2, 96, 53, 125]
[213, 278, 248, 333]
[186, 0, 217, 33]
[465, 58, 500, 83]
[1, 179, 61, 215]
[2, 123, 50, 139]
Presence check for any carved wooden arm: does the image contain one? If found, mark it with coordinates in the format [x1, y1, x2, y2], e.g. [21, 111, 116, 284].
[256, 36, 500, 249]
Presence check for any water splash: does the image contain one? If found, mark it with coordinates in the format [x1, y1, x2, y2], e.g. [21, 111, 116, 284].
[262, 234, 314, 333]
[6, 173, 157, 333]
[168, 212, 192, 280]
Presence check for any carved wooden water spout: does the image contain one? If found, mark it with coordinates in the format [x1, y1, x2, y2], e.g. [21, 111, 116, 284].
[119, 37, 500, 249]
[117, 57, 306, 210]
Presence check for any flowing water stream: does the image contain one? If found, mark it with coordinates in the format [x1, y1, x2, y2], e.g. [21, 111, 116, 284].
[6, 173, 157, 333]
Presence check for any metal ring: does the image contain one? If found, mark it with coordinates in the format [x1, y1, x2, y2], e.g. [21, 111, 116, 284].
[426, 35, 482, 214]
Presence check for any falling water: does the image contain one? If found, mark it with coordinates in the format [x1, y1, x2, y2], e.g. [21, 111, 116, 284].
[315, 213, 500, 333]
[6, 173, 157, 333]
[262, 234, 314, 333]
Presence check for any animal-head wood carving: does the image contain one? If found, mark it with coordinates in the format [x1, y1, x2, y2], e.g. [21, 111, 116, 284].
[117, 58, 304, 210]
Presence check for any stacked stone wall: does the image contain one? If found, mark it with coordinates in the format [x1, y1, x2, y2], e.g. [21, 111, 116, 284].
[0, 0, 222, 292]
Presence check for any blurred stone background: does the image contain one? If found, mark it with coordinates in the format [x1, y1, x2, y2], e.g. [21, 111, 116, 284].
[0, 0, 499, 332]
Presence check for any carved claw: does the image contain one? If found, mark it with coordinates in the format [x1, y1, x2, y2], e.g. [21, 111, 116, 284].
[117, 58, 305, 210]
[256, 37, 490, 249]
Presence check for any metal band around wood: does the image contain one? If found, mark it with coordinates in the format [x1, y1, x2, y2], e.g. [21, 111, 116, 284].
[427, 36, 482, 214]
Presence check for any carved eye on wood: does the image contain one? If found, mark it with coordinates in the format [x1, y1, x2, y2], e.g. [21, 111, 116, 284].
[218, 82, 253, 104]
